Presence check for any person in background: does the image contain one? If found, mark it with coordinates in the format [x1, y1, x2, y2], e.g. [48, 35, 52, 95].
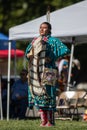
[58, 57, 69, 92]
[10, 69, 28, 119]
[71, 59, 81, 86]
[25, 22, 70, 126]
[58, 56, 70, 77]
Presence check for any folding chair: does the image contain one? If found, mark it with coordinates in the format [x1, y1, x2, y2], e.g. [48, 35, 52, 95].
[84, 92, 87, 108]
[76, 90, 86, 107]
[56, 91, 71, 119]
[56, 91, 79, 120]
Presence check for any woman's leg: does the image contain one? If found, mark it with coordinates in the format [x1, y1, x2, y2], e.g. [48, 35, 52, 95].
[46, 110, 55, 126]
[39, 109, 47, 126]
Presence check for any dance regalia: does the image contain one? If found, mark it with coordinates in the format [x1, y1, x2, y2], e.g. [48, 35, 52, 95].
[25, 35, 70, 111]
[26, 35, 70, 125]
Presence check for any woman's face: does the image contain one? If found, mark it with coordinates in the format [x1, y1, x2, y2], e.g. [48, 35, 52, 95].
[39, 23, 49, 36]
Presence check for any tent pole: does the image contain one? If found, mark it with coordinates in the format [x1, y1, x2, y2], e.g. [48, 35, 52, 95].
[46, 5, 50, 23]
[0, 75, 3, 120]
[67, 37, 75, 91]
[7, 41, 11, 121]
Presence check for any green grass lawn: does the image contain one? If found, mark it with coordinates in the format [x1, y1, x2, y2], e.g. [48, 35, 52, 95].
[0, 119, 87, 130]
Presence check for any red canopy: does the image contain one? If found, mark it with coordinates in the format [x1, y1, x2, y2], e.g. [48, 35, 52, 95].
[0, 49, 24, 58]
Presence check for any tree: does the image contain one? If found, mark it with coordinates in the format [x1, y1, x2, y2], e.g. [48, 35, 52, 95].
[0, 0, 83, 35]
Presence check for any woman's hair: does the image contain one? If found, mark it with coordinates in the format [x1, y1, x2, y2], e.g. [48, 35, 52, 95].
[41, 22, 52, 34]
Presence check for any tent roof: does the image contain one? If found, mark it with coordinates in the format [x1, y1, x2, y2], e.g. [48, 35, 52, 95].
[0, 49, 24, 59]
[0, 33, 24, 58]
[0, 32, 16, 50]
[0, 33, 8, 40]
[9, 0, 87, 43]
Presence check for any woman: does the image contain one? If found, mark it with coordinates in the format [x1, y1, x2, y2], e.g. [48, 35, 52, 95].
[25, 22, 70, 126]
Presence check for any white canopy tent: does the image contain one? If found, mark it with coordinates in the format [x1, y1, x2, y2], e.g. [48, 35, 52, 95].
[7, 0, 87, 120]
[9, 0, 87, 43]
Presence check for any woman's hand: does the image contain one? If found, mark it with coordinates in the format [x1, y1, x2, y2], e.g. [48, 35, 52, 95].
[27, 49, 33, 58]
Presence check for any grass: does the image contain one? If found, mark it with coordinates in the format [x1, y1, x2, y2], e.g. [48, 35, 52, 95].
[0, 118, 87, 130]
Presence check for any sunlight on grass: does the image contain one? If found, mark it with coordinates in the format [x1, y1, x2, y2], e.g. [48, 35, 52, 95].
[0, 119, 87, 130]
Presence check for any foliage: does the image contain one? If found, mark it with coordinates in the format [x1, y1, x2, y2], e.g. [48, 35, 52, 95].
[0, 119, 87, 130]
[0, 0, 83, 35]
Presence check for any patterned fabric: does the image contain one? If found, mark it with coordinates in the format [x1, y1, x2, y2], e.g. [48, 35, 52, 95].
[28, 36, 47, 96]
[25, 35, 70, 111]
[41, 67, 58, 86]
